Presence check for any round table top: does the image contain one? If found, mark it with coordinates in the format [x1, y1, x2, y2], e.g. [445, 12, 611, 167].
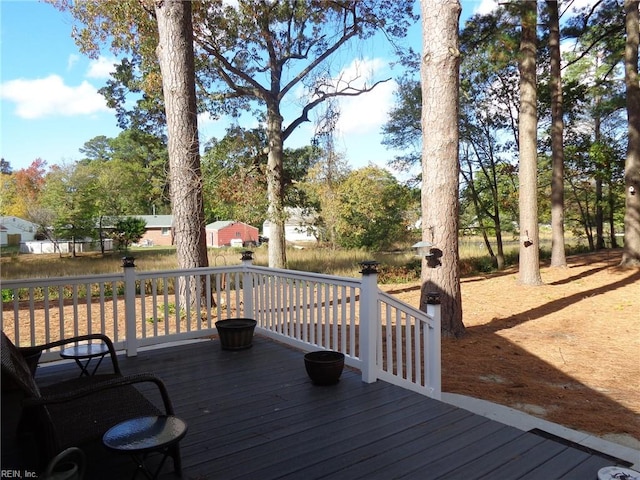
[60, 343, 109, 359]
[103, 416, 187, 453]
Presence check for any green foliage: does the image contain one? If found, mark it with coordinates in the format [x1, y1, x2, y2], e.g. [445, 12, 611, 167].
[147, 303, 173, 323]
[1, 289, 12, 302]
[112, 217, 147, 251]
[43, 163, 98, 249]
[81, 130, 170, 215]
[380, 75, 422, 182]
[334, 166, 411, 251]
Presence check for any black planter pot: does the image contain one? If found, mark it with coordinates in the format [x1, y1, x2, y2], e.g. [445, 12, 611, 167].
[304, 351, 345, 385]
[215, 319, 257, 350]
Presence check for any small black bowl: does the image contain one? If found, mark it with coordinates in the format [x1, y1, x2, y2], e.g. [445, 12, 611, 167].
[304, 351, 345, 385]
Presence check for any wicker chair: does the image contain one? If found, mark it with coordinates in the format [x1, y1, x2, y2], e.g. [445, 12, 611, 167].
[1, 332, 181, 473]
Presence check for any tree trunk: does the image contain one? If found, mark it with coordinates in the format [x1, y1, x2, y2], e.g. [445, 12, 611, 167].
[595, 177, 604, 249]
[419, 0, 465, 338]
[517, 2, 543, 285]
[608, 184, 618, 248]
[621, 0, 640, 266]
[266, 102, 287, 269]
[155, 0, 208, 273]
[594, 112, 605, 250]
[547, 0, 566, 267]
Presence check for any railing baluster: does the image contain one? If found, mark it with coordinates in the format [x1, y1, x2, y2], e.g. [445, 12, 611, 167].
[57, 285, 64, 341]
[28, 287, 36, 345]
[44, 287, 51, 344]
[72, 284, 79, 338]
[85, 282, 92, 336]
[99, 283, 106, 338]
[301, 281, 308, 343]
[350, 286, 357, 357]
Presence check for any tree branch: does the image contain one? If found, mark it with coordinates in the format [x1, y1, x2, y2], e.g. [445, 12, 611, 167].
[282, 78, 391, 141]
[279, 7, 359, 100]
[196, 41, 267, 100]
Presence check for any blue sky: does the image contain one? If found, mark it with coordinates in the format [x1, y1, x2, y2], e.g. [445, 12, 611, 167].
[1, 0, 496, 174]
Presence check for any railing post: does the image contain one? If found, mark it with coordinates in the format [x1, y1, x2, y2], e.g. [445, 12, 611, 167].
[359, 261, 379, 383]
[241, 251, 254, 320]
[122, 256, 139, 357]
[425, 292, 442, 399]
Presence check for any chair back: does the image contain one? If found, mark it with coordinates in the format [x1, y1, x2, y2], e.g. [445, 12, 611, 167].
[1, 332, 41, 398]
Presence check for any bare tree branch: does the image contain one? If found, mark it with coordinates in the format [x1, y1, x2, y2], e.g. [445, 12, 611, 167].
[283, 77, 391, 141]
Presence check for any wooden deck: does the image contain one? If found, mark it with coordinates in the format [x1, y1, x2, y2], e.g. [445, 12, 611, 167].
[4, 336, 626, 479]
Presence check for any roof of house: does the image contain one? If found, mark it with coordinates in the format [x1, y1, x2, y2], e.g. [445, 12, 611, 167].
[205, 221, 257, 230]
[134, 215, 173, 228]
[0, 216, 39, 232]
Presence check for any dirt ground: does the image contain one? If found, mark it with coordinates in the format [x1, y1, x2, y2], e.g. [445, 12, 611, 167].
[384, 250, 640, 450]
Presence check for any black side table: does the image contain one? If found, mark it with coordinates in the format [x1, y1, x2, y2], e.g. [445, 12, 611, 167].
[103, 415, 187, 480]
[60, 343, 109, 376]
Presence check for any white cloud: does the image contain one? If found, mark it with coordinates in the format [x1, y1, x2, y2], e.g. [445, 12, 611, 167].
[86, 56, 117, 79]
[473, 0, 498, 16]
[331, 58, 395, 136]
[336, 79, 396, 136]
[0, 75, 110, 119]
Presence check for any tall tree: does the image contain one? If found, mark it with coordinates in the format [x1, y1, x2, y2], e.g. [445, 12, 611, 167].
[517, 1, 543, 285]
[621, 0, 640, 266]
[194, 2, 416, 268]
[42, 163, 98, 257]
[154, 0, 208, 271]
[547, 0, 567, 267]
[419, 0, 465, 337]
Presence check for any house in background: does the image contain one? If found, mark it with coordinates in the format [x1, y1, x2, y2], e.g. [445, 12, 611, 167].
[0, 225, 8, 246]
[262, 207, 318, 244]
[0, 216, 39, 246]
[134, 215, 174, 247]
[205, 221, 259, 248]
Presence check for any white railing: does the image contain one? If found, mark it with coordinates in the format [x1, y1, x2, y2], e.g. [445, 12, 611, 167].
[1, 254, 441, 398]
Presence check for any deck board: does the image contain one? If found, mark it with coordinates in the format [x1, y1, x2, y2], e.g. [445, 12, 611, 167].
[3, 335, 624, 479]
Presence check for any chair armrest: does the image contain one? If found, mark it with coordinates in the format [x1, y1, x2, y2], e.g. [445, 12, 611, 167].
[20, 334, 121, 376]
[24, 373, 175, 415]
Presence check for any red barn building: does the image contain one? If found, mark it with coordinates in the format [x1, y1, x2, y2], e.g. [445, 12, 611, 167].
[205, 221, 259, 248]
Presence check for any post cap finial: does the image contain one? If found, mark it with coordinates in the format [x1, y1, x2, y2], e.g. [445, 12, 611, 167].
[122, 256, 136, 268]
[359, 260, 379, 275]
[241, 250, 254, 261]
[425, 292, 441, 305]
